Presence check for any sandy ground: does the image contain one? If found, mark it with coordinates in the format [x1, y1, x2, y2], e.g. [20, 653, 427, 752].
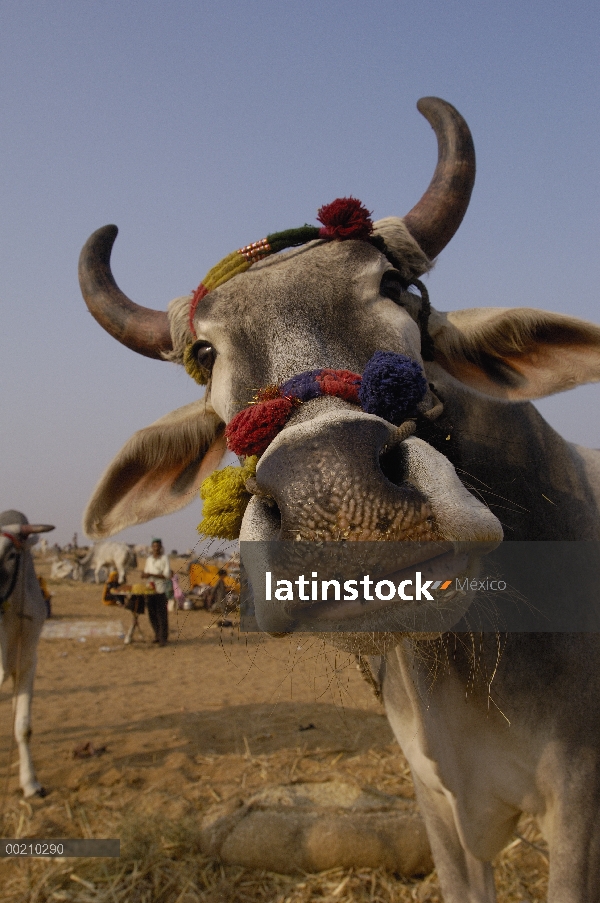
[0, 558, 549, 902]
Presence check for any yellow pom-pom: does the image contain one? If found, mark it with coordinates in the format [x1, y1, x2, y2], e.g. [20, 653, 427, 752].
[197, 457, 258, 540]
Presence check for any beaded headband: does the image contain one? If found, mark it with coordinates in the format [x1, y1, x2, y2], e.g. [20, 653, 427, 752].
[187, 197, 373, 339]
[185, 197, 434, 384]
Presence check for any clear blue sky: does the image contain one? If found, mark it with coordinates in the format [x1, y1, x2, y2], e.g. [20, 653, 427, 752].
[1, 0, 599, 550]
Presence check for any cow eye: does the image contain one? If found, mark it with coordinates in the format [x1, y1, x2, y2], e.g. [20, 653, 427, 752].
[192, 341, 216, 373]
[380, 270, 408, 304]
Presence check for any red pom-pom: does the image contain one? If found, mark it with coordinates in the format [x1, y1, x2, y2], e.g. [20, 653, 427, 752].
[226, 397, 294, 457]
[317, 197, 373, 241]
[316, 369, 361, 403]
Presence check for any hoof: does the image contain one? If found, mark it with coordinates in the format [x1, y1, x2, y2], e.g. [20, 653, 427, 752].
[28, 786, 46, 798]
[23, 784, 46, 799]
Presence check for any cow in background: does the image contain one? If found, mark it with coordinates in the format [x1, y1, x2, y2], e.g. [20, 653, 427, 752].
[77, 541, 137, 583]
[0, 510, 54, 797]
[49, 558, 78, 579]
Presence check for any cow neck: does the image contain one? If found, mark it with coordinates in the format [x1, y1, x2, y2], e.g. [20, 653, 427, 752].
[423, 365, 600, 540]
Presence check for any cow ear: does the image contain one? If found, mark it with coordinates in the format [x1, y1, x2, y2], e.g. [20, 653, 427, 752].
[429, 307, 600, 400]
[84, 400, 227, 539]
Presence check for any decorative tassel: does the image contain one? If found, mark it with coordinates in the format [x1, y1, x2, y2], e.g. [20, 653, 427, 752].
[359, 351, 427, 424]
[317, 197, 373, 241]
[198, 456, 258, 540]
[226, 396, 295, 457]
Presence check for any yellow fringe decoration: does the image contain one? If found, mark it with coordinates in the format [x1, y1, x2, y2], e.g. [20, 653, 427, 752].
[198, 456, 258, 540]
[204, 250, 253, 291]
[183, 342, 209, 385]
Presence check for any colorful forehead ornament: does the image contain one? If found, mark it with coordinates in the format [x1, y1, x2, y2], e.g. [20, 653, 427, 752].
[197, 351, 428, 539]
[184, 197, 374, 385]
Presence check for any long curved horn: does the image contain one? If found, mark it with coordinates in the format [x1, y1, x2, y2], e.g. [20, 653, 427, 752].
[79, 226, 173, 360]
[20, 524, 55, 535]
[402, 97, 476, 260]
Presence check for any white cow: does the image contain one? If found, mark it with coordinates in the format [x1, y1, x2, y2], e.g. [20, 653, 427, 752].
[49, 558, 78, 579]
[0, 510, 54, 797]
[78, 541, 137, 583]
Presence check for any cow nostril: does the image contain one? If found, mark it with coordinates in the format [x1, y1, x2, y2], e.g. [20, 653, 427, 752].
[379, 440, 409, 488]
[244, 478, 283, 537]
[260, 497, 282, 539]
[378, 419, 417, 488]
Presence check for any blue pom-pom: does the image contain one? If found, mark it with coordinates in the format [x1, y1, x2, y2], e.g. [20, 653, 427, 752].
[359, 351, 427, 424]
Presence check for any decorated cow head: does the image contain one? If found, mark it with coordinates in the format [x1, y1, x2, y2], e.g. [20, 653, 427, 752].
[79, 98, 600, 636]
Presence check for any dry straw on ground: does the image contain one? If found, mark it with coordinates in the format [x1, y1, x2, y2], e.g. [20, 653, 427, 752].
[0, 812, 548, 903]
[0, 746, 548, 903]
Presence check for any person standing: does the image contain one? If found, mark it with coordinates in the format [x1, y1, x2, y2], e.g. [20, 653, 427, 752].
[209, 569, 228, 613]
[142, 539, 171, 646]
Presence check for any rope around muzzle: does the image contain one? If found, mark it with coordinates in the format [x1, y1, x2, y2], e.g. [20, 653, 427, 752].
[198, 351, 435, 540]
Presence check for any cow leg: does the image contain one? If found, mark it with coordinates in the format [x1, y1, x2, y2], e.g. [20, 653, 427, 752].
[546, 843, 600, 903]
[411, 773, 496, 903]
[117, 566, 125, 583]
[13, 663, 44, 797]
[543, 788, 600, 902]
